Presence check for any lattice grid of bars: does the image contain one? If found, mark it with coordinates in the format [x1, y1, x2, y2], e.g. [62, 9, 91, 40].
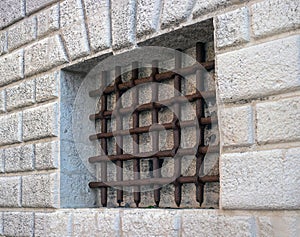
[88, 43, 219, 207]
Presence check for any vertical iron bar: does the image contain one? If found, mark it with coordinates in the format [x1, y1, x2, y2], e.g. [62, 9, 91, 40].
[174, 50, 182, 207]
[151, 60, 161, 206]
[115, 66, 123, 206]
[132, 61, 141, 207]
[100, 71, 108, 207]
[195, 42, 206, 206]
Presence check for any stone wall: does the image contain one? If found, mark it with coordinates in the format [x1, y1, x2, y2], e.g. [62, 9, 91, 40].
[0, 0, 299, 236]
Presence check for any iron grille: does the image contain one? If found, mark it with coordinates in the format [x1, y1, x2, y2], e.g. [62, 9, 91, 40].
[88, 43, 219, 207]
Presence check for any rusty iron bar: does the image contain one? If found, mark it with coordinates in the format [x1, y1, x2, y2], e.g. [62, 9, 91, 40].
[173, 49, 182, 207]
[89, 91, 216, 121]
[131, 61, 141, 207]
[195, 42, 207, 206]
[89, 42, 218, 208]
[89, 117, 217, 141]
[99, 71, 108, 207]
[114, 66, 124, 206]
[89, 145, 219, 163]
[89, 61, 215, 97]
[150, 60, 161, 207]
[89, 175, 219, 188]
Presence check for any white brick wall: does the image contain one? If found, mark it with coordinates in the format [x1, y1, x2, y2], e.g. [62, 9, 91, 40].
[217, 35, 300, 102]
[0, 0, 299, 235]
[256, 96, 300, 144]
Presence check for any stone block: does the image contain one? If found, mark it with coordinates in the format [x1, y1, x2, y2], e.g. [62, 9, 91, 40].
[0, 31, 7, 55]
[3, 212, 34, 237]
[60, 0, 90, 60]
[0, 89, 5, 113]
[37, 4, 59, 37]
[160, 0, 195, 29]
[0, 0, 25, 29]
[0, 176, 21, 207]
[7, 16, 36, 50]
[84, 0, 111, 51]
[34, 211, 72, 237]
[4, 144, 34, 172]
[22, 172, 59, 207]
[193, 0, 232, 18]
[0, 212, 2, 235]
[0, 149, 4, 172]
[0, 49, 23, 86]
[252, 0, 300, 38]
[35, 141, 58, 170]
[256, 97, 300, 144]
[111, 0, 136, 49]
[6, 79, 35, 111]
[35, 71, 59, 102]
[217, 35, 300, 102]
[22, 103, 58, 141]
[257, 214, 300, 237]
[121, 209, 180, 236]
[221, 149, 300, 209]
[24, 35, 68, 76]
[26, 0, 57, 14]
[216, 7, 250, 48]
[136, 0, 161, 38]
[0, 112, 22, 145]
[182, 210, 254, 236]
[220, 104, 254, 146]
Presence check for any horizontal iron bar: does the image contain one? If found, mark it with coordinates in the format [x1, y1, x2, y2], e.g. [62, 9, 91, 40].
[89, 175, 219, 188]
[89, 61, 215, 97]
[89, 145, 219, 163]
[89, 117, 217, 140]
[90, 91, 216, 120]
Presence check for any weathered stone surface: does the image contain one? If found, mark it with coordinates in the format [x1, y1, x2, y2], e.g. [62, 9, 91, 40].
[0, 89, 5, 113]
[182, 210, 254, 236]
[160, 0, 195, 29]
[193, 0, 232, 18]
[136, 0, 161, 38]
[35, 71, 59, 102]
[283, 148, 300, 208]
[221, 149, 300, 209]
[35, 211, 72, 237]
[0, 176, 21, 207]
[252, 0, 300, 38]
[111, 0, 136, 49]
[22, 172, 59, 207]
[216, 7, 250, 48]
[3, 212, 34, 237]
[6, 79, 35, 111]
[60, 0, 90, 60]
[256, 97, 300, 144]
[0, 112, 22, 145]
[257, 214, 300, 236]
[121, 209, 180, 236]
[24, 35, 68, 76]
[84, 0, 111, 51]
[0, 212, 3, 235]
[4, 144, 34, 172]
[217, 35, 300, 102]
[0, 149, 4, 172]
[26, 0, 57, 14]
[37, 4, 59, 37]
[7, 16, 36, 50]
[0, 0, 25, 29]
[0, 49, 23, 86]
[0, 31, 7, 55]
[22, 102, 58, 141]
[220, 104, 254, 146]
[35, 141, 58, 170]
